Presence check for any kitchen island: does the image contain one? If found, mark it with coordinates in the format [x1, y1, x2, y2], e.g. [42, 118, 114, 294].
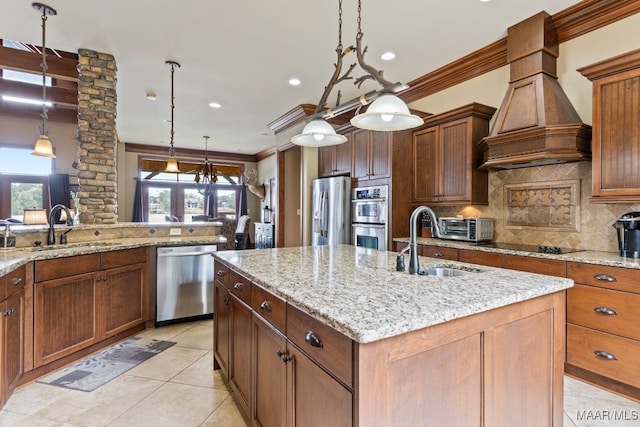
[213, 245, 572, 427]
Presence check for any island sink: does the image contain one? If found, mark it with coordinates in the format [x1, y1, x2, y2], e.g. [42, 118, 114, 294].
[418, 267, 473, 277]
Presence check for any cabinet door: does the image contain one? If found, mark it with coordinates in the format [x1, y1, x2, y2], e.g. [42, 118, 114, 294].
[286, 343, 352, 427]
[214, 282, 230, 378]
[413, 127, 440, 202]
[351, 129, 371, 180]
[230, 293, 252, 415]
[2, 289, 24, 398]
[101, 263, 145, 339]
[318, 145, 335, 178]
[333, 137, 352, 175]
[420, 245, 459, 261]
[252, 313, 287, 427]
[440, 118, 471, 202]
[503, 254, 566, 277]
[35, 272, 98, 367]
[369, 131, 391, 179]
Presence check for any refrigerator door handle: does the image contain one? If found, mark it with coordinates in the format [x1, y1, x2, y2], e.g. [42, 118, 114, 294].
[320, 191, 329, 237]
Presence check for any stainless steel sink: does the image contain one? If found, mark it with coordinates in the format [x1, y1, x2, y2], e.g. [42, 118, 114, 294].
[418, 267, 470, 277]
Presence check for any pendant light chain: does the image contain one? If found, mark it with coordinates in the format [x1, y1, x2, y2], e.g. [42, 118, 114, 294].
[169, 63, 176, 157]
[39, 11, 49, 135]
[356, 0, 362, 36]
[338, 0, 343, 50]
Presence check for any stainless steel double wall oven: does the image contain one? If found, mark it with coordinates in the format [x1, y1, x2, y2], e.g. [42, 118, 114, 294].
[351, 185, 388, 251]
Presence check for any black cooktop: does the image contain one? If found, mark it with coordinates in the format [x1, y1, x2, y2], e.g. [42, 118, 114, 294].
[475, 242, 583, 255]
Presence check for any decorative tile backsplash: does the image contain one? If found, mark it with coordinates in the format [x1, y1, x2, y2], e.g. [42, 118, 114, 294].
[505, 180, 580, 231]
[431, 162, 640, 253]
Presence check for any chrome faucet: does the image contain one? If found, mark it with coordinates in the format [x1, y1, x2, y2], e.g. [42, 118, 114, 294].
[47, 204, 73, 245]
[398, 206, 442, 275]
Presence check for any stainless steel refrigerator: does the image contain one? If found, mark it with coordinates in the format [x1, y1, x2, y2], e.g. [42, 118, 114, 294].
[311, 176, 351, 246]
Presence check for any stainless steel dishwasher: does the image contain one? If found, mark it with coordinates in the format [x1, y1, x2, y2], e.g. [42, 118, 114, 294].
[156, 244, 217, 326]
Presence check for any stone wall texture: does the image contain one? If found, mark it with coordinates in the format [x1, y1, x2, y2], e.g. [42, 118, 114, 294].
[76, 49, 117, 224]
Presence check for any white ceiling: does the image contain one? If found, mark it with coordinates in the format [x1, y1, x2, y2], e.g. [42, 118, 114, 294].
[1, 0, 582, 155]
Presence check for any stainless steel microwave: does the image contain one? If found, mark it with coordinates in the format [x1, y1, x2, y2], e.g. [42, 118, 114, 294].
[438, 217, 493, 243]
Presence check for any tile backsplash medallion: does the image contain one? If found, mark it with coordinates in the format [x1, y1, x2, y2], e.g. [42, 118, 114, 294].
[432, 162, 640, 253]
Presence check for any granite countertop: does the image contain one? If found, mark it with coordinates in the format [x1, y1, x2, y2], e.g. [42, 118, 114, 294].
[0, 235, 227, 276]
[393, 237, 640, 270]
[214, 245, 573, 344]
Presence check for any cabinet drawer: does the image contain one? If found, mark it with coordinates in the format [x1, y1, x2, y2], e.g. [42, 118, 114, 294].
[35, 253, 101, 282]
[286, 304, 353, 388]
[228, 269, 252, 305]
[504, 255, 565, 277]
[5, 264, 26, 299]
[251, 284, 286, 334]
[101, 247, 146, 269]
[458, 249, 503, 268]
[568, 285, 640, 341]
[567, 262, 640, 293]
[214, 261, 229, 287]
[420, 245, 458, 261]
[567, 324, 640, 389]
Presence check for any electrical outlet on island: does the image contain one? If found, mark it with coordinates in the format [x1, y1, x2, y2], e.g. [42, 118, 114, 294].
[169, 228, 182, 236]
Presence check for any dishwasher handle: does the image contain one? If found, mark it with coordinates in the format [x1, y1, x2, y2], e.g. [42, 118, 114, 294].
[157, 251, 217, 258]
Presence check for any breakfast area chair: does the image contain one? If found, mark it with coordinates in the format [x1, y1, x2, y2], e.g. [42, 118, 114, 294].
[235, 215, 251, 250]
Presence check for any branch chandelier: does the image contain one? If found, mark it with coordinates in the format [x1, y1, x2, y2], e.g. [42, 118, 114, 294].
[164, 60, 181, 173]
[194, 135, 217, 196]
[291, 0, 423, 147]
[31, 2, 57, 158]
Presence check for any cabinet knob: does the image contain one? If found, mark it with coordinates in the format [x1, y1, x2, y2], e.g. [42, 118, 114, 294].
[216, 270, 225, 277]
[594, 306, 617, 316]
[260, 300, 272, 313]
[96, 277, 102, 282]
[305, 331, 323, 348]
[12, 277, 22, 286]
[594, 350, 617, 361]
[223, 298, 230, 306]
[233, 283, 243, 291]
[594, 274, 617, 282]
[3, 308, 15, 316]
[434, 252, 444, 257]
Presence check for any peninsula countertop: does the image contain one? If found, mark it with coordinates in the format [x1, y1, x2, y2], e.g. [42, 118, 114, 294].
[213, 245, 572, 343]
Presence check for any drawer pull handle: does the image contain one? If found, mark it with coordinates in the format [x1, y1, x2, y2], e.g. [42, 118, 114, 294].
[233, 283, 243, 291]
[216, 270, 225, 277]
[260, 301, 272, 313]
[3, 308, 15, 316]
[12, 278, 22, 286]
[594, 274, 617, 282]
[276, 350, 290, 362]
[305, 331, 323, 348]
[594, 350, 617, 361]
[594, 306, 617, 316]
[434, 252, 444, 257]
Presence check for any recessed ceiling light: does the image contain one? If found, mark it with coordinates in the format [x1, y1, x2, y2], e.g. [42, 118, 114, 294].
[381, 51, 396, 61]
[289, 78, 301, 86]
[163, 119, 174, 123]
[146, 93, 157, 101]
[209, 102, 222, 109]
[480, 0, 491, 2]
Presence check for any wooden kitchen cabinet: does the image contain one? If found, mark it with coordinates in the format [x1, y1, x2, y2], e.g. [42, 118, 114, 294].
[419, 244, 459, 261]
[318, 135, 352, 178]
[503, 254, 566, 277]
[214, 262, 230, 377]
[565, 262, 640, 400]
[351, 129, 391, 182]
[412, 103, 495, 205]
[458, 249, 504, 268]
[579, 49, 640, 203]
[34, 248, 147, 368]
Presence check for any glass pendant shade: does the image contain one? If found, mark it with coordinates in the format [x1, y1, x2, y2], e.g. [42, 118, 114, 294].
[291, 119, 347, 147]
[350, 94, 424, 131]
[165, 156, 180, 173]
[32, 135, 56, 158]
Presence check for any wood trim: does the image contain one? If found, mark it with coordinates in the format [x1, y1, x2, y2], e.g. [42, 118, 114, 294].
[255, 145, 276, 161]
[267, 104, 316, 134]
[0, 101, 77, 124]
[400, 0, 640, 104]
[578, 47, 640, 80]
[124, 142, 258, 163]
[0, 46, 78, 82]
[0, 78, 78, 108]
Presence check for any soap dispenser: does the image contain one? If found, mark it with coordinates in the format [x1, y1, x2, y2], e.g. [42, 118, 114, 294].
[1, 223, 16, 249]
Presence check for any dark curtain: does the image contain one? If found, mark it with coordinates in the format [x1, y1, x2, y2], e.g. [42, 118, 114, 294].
[132, 178, 144, 222]
[240, 184, 248, 215]
[49, 174, 70, 223]
[207, 193, 215, 217]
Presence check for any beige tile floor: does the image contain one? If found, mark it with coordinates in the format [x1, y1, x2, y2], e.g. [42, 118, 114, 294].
[0, 319, 638, 426]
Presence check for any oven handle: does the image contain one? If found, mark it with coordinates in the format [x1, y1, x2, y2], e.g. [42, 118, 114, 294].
[351, 198, 387, 203]
[352, 223, 386, 228]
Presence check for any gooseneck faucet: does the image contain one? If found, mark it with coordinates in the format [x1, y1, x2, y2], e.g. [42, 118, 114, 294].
[47, 204, 73, 245]
[404, 206, 442, 275]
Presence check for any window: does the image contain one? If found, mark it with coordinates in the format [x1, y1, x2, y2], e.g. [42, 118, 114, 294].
[0, 146, 52, 220]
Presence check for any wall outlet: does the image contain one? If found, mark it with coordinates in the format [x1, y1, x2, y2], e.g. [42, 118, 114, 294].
[169, 228, 182, 236]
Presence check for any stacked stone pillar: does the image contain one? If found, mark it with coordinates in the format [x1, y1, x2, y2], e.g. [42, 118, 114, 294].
[76, 49, 118, 224]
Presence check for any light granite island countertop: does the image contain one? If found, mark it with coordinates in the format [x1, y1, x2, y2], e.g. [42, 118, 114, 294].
[213, 244, 572, 343]
[213, 244, 571, 426]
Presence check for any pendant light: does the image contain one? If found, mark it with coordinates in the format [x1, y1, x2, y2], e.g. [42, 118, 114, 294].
[164, 60, 181, 173]
[31, 2, 57, 158]
[195, 135, 217, 196]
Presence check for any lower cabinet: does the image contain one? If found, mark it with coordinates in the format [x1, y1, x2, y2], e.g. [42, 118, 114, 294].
[229, 293, 252, 415]
[34, 248, 147, 368]
[1, 288, 25, 405]
[214, 281, 231, 377]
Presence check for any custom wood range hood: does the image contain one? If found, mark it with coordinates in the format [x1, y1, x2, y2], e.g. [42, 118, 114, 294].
[479, 12, 592, 170]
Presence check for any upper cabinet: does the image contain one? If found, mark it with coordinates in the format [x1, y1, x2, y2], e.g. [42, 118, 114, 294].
[351, 129, 392, 182]
[579, 48, 640, 203]
[318, 135, 352, 178]
[412, 103, 496, 205]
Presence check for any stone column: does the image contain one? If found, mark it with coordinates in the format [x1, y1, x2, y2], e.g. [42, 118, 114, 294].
[76, 49, 118, 224]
